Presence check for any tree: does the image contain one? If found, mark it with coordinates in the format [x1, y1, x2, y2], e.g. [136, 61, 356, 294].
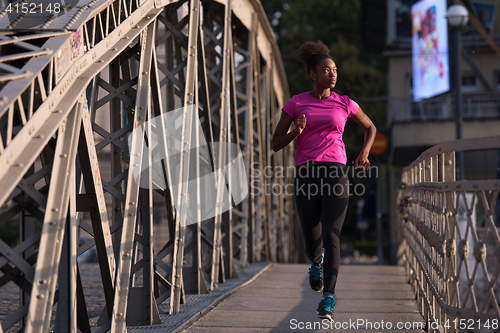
[263, 0, 362, 95]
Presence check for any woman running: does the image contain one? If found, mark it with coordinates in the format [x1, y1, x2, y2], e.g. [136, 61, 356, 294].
[271, 40, 376, 322]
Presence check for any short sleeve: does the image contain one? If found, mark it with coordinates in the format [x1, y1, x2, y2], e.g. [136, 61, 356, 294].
[282, 95, 297, 119]
[347, 98, 359, 118]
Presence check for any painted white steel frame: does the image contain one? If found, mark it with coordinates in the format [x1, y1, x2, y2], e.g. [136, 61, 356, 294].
[0, 0, 294, 332]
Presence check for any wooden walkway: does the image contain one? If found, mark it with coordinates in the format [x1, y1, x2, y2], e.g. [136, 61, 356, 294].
[181, 264, 426, 332]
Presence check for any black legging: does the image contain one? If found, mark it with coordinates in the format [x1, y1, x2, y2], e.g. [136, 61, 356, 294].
[294, 162, 349, 295]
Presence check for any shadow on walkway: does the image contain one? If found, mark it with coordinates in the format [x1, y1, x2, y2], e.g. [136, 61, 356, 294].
[184, 264, 425, 332]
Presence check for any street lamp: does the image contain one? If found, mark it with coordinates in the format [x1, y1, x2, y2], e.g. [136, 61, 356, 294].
[446, 4, 468, 180]
[447, 4, 469, 28]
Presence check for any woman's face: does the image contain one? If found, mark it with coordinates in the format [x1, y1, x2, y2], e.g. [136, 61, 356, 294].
[311, 58, 337, 89]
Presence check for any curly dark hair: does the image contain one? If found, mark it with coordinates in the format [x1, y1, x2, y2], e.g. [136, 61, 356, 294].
[296, 41, 332, 80]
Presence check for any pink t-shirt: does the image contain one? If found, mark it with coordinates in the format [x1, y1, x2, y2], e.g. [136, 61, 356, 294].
[282, 92, 359, 166]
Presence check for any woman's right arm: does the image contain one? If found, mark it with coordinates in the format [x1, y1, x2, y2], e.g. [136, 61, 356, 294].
[271, 112, 306, 152]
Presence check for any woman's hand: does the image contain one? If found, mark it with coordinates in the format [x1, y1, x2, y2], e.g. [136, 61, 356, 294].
[355, 151, 370, 171]
[351, 107, 376, 171]
[296, 114, 307, 134]
[272, 112, 305, 152]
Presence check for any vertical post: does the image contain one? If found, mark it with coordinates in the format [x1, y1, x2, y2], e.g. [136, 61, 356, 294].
[245, 13, 257, 265]
[443, 151, 456, 333]
[20, 170, 36, 330]
[55, 170, 78, 333]
[140, 84, 156, 323]
[375, 155, 383, 264]
[110, 58, 123, 250]
[110, 21, 155, 331]
[452, 28, 465, 181]
[171, 0, 201, 312]
[26, 102, 82, 333]
[253, 47, 265, 263]
[195, 23, 213, 291]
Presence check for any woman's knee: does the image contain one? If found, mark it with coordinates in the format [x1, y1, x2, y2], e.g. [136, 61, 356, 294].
[322, 228, 341, 247]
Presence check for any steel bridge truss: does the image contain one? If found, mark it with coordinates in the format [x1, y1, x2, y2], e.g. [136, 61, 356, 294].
[0, 0, 295, 332]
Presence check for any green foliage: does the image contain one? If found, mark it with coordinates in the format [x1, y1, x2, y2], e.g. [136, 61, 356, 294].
[327, 36, 386, 161]
[263, 0, 361, 96]
[262, 0, 385, 93]
[329, 37, 385, 97]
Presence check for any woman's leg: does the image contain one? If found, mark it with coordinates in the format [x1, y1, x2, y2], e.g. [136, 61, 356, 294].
[294, 167, 323, 265]
[320, 165, 349, 295]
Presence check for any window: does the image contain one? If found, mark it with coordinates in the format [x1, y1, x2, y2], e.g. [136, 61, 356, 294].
[396, 0, 419, 38]
[387, 0, 420, 43]
[462, 73, 478, 93]
[406, 74, 413, 97]
[495, 71, 500, 90]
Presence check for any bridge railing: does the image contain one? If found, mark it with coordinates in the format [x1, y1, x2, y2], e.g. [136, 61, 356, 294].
[398, 136, 500, 332]
[389, 94, 500, 123]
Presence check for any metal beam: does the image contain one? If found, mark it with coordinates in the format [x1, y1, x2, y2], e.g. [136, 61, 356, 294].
[110, 21, 156, 333]
[26, 101, 83, 333]
[0, 1, 292, 331]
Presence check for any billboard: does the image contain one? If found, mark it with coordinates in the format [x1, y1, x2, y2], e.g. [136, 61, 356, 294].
[411, 0, 449, 101]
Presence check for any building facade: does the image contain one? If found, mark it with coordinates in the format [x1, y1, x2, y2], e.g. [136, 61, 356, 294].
[385, 0, 500, 262]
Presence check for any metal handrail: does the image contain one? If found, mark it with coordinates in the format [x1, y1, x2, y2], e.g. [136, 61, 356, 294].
[389, 94, 500, 123]
[403, 136, 500, 170]
[398, 136, 500, 332]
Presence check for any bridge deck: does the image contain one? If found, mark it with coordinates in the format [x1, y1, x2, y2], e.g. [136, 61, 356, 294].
[181, 264, 426, 332]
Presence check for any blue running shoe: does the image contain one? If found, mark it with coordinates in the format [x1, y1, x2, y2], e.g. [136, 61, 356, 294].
[316, 295, 335, 322]
[308, 252, 323, 292]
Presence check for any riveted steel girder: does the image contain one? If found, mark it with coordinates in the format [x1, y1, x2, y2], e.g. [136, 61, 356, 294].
[0, 0, 292, 332]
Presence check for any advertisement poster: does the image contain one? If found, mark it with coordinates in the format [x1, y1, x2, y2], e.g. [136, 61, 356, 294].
[411, 0, 449, 101]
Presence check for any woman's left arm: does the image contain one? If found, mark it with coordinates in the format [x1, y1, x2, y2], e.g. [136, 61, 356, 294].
[351, 107, 376, 170]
